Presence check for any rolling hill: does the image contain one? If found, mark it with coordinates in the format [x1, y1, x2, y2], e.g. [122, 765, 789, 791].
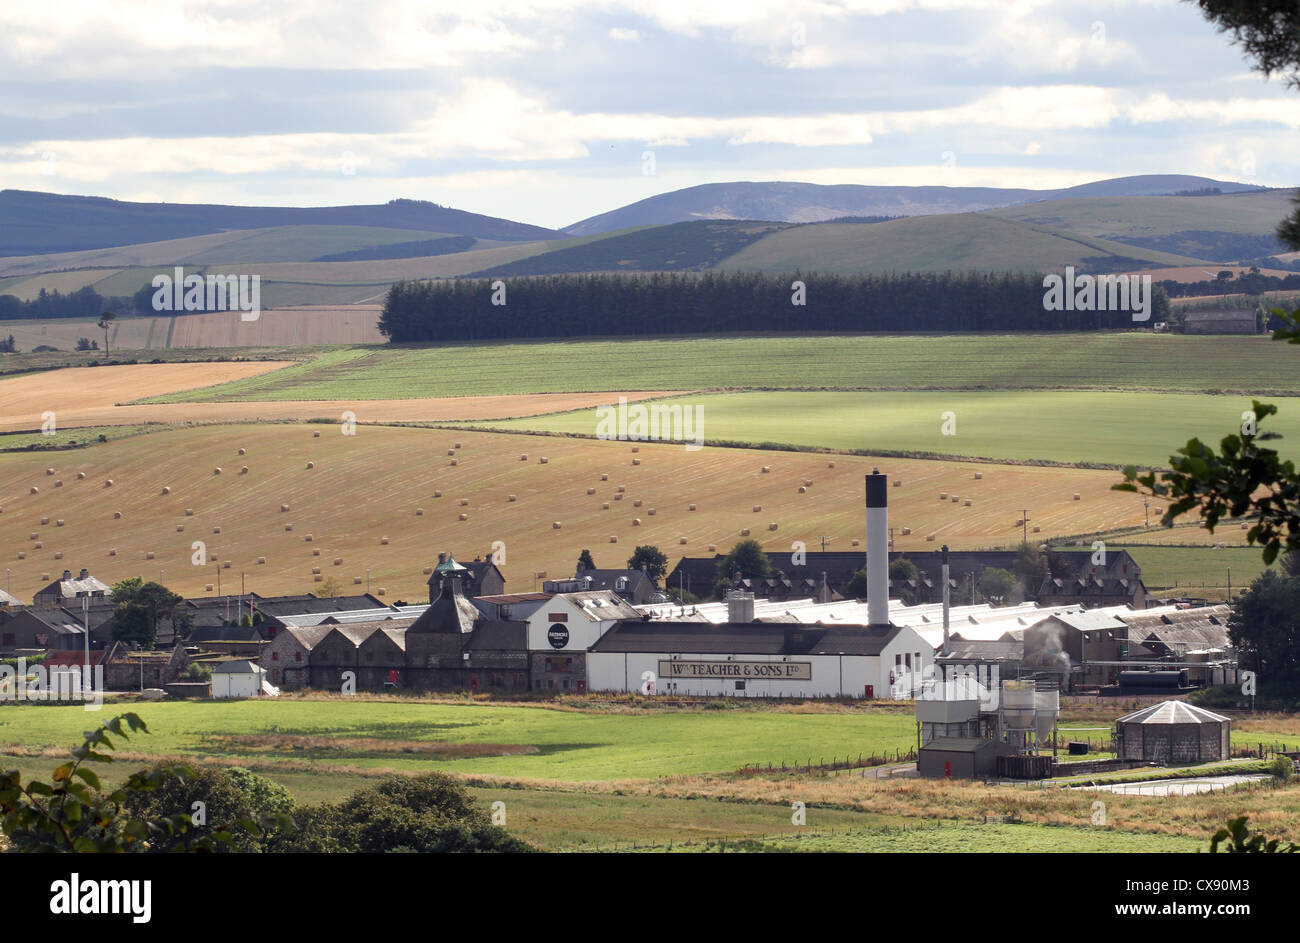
[565, 175, 1265, 235]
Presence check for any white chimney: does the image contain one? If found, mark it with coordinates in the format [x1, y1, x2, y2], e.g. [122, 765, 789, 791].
[866, 470, 889, 626]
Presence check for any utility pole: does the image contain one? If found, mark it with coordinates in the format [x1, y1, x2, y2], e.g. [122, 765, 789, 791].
[1020, 509, 1030, 546]
[818, 535, 832, 552]
[1143, 498, 1150, 528]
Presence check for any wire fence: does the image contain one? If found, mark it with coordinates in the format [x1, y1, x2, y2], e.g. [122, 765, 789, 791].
[736, 748, 918, 776]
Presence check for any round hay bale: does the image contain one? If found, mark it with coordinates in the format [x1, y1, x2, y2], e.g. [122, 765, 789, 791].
[828, 461, 836, 468]
[798, 486, 807, 494]
[257, 556, 266, 564]
[29, 486, 38, 495]
[306, 461, 314, 469]
[964, 499, 972, 507]
[56, 519, 65, 527]
[804, 479, 812, 487]
[209, 554, 217, 562]
[280, 504, 290, 512]
[54, 551, 63, 560]
[633, 518, 642, 526]
[40, 517, 48, 525]
[76, 472, 85, 479]
[314, 549, 321, 557]
[213, 526, 221, 534]
[951, 496, 959, 503]
[305, 533, 313, 541]
[1241, 522, 1249, 529]
[926, 534, 936, 542]
[688, 503, 696, 511]
[520, 454, 528, 461]
[602, 502, 610, 510]
[634, 499, 643, 507]
[974, 472, 983, 480]
[617, 485, 626, 492]
[455, 442, 462, 449]
[312, 567, 321, 575]
[740, 528, 750, 537]
[761, 466, 771, 473]
[238, 448, 246, 455]
[205, 584, 214, 592]
[610, 535, 618, 543]
[587, 488, 596, 495]
[416, 507, 424, 516]
[380, 536, 389, 545]
[17, 551, 25, 559]
[113, 511, 122, 519]
[601, 474, 609, 481]
[313, 431, 321, 438]
[40, 573, 49, 581]
[34, 542, 42, 549]
[447, 449, 455, 456]
[185, 508, 194, 515]
[459, 513, 468, 521]
[284, 524, 293, 532]
[223, 561, 231, 569]
[679, 537, 687, 544]
[434, 490, 442, 498]
[707, 544, 717, 552]
[460, 498, 469, 506]
[54, 480, 62, 488]
[146, 551, 154, 559]
[632, 458, 640, 466]
[176, 525, 184, 533]
[648, 508, 656, 516]
[851, 539, 860, 547]
[614, 493, 623, 501]
[768, 522, 778, 531]
[552, 521, 562, 529]
[29, 532, 37, 540]
[240, 466, 248, 474]
[314, 575, 323, 582]
[354, 577, 363, 584]
[377, 588, 386, 597]
[939, 492, 947, 500]
[508, 494, 517, 502]
[539, 457, 548, 464]
[422, 566, 432, 575]
[450, 459, 458, 467]
[104, 480, 112, 487]
[893, 479, 901, 487]
[45, 468, 54, 476]
[752, 505, 761, 512]
[1073, 493, 1081, 501]
[1033, 525, 1041, 533]
[631, 446, 640, 453]
[213, 467, 222, 475]
[901, 527, 911, 536]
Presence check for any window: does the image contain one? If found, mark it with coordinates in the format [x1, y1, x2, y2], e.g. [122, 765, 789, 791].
[294, 652, 302, 662]
[548, 612, 568, 622]
[272, 652, 279, 661]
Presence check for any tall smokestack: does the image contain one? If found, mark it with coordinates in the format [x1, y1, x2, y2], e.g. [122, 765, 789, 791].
[866, 469, 889, 627]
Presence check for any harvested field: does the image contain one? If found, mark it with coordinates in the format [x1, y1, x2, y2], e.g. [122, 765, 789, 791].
[168, 307, 386, 347]
[0, 423, 1169, 601]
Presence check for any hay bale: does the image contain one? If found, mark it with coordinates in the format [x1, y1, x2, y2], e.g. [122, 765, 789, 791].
[926, 534, 936, 542]
[354, 577, 363, 584]
[176, 525, 184, 533]
[520, 454, 528, 461]
[828, 461, 835, 468]
[213, 526, 221, 534]
[761, 466, 771, 473]
[901, 527, 911, 536]
[45, 468, 54, 476]
[377, 588, 386, 597]
[508, 494, 517, 502]
[893, 479, 901, 487]
[280, 504, 290, 512]
[223, 561, 231, 569]
[185, 508, 194, 515]
[54, 551, 63, 560]
[313, 431, 321, 437]
[633, 518, 642, 526]
[688, 504, 696, 511]
[804, 479, 813, 487]
[447, 449, 455, 456]
[964, 499, 972, 507]
[29, 486, 38, 494]
[238, 448, 246, 456]
[257, 556, 266, 564]
[740, 528, 751, 537]
[434, 490, 442, 498]
[208, 554, 217, 562]
[601, 473, 609, 481]
[632, 458, 640, 466]
[17, 551, 25, 559]
[314, 574, 323, 582]
[951, 496, 959, 503]
[752, 505, 761, 512]
[306, 461, 315, 469]
[634, 499, 642, 507]
[851, 539, 860, 547]
[205, 584, 214, 592]
[798, 486, 807, 494]
[54, 480, 62, 488]
[460, 498, 469, 506]
[380, 536, 389, 545]
[104, 480, 112, 487]
[213, 467, 222, 475]
[56, 519, 64, 526]
[587, 488, 595, 495]
[76, 472, 85, 479]
[305, 533, 313, 541]
[284, 524, 292, 532]
[617, 485, 626, 492]
[602, 502, 610, 510]
[610, 535, 618, 543]
[614, 493, 623, 501]
[552, 521, 562, 529]
[312, 566, 321, 575]
[631, 446, 640, 453]
[40, 573, 49, 581]
[648, 508, 656, 516]
[29, 532, 37, 540]
[459, 513, 468, 521]
[416, 507, 424, 516]
[146, 551, 154, 559]
[34, 541, 42, 549]
[974, 472, 983, 480]
[455, 442, 462, 449]
[422, 566, 432, 575]
[240, 466, 248, 474]
[539, 457, 548, 464]
[113, 511, 122, 519]
[313, 549, 321, 557]
[679, 537, 688, 544]
[1073, 493, 1081, 501]
[939, 492, 948, 500]
[40, 517, 48, 525]
[1033, 525, 1041, 533]
[768, 522, 778, 531]
[707, 544, 717, 552]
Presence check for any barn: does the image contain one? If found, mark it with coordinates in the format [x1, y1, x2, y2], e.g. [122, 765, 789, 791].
[211, 659, 267, 698]
[1115, 700, 1231, 764]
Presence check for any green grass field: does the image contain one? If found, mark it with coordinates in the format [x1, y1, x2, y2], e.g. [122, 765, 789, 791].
[485, 390, 1300, 467]
[1118, 545, 1276, 592]
[0, 700, 917, 782]
[135, 333, 1300, 403]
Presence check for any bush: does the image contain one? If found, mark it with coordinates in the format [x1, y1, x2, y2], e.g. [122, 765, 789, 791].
[123, 764, 293, 852]
[1270, 756, 1295, 780]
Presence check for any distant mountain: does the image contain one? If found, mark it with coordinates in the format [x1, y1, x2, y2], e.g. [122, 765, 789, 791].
[0, 190, 562, 257]
[565, 175, 1267, 236]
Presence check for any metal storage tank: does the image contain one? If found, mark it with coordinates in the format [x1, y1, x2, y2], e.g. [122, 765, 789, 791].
[1114, 700, 1230, 764]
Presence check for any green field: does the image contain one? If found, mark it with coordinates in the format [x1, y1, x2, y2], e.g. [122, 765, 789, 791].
[0, 700, 917, 781]
[484, 390, 1300, 467]
[1119, 545, 1277, 592]
[136, 333, 1300, 403]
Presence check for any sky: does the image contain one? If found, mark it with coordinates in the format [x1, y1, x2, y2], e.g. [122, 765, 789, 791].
[2, 0, 1298, 230]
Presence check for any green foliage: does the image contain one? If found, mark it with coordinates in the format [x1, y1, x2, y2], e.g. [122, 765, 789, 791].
[978, 567, 1016, 606]
[1227, 571, 1300, 688]
[123, 764, 292, 853]
[1269, 756, 1294, 780]
[888, 558, 920, 606]
[1013, 543, 1048, 597]
[716, 540, 772, 585]
[577, 549, 596, 571]
[1209, 815, 1298, 853]
[844, 569, 869, 599]
[111, 577, 187, 649]
[627, 545, 669, 583]
[0, 713, 239, 853]
[182, 662, 212, 682]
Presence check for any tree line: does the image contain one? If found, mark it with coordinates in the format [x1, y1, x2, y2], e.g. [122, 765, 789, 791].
[379, 271, 1164, 342]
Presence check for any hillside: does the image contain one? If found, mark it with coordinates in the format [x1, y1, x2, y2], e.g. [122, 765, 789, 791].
[0, 190, 561, 257]
[566, 175, 1264, 235]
